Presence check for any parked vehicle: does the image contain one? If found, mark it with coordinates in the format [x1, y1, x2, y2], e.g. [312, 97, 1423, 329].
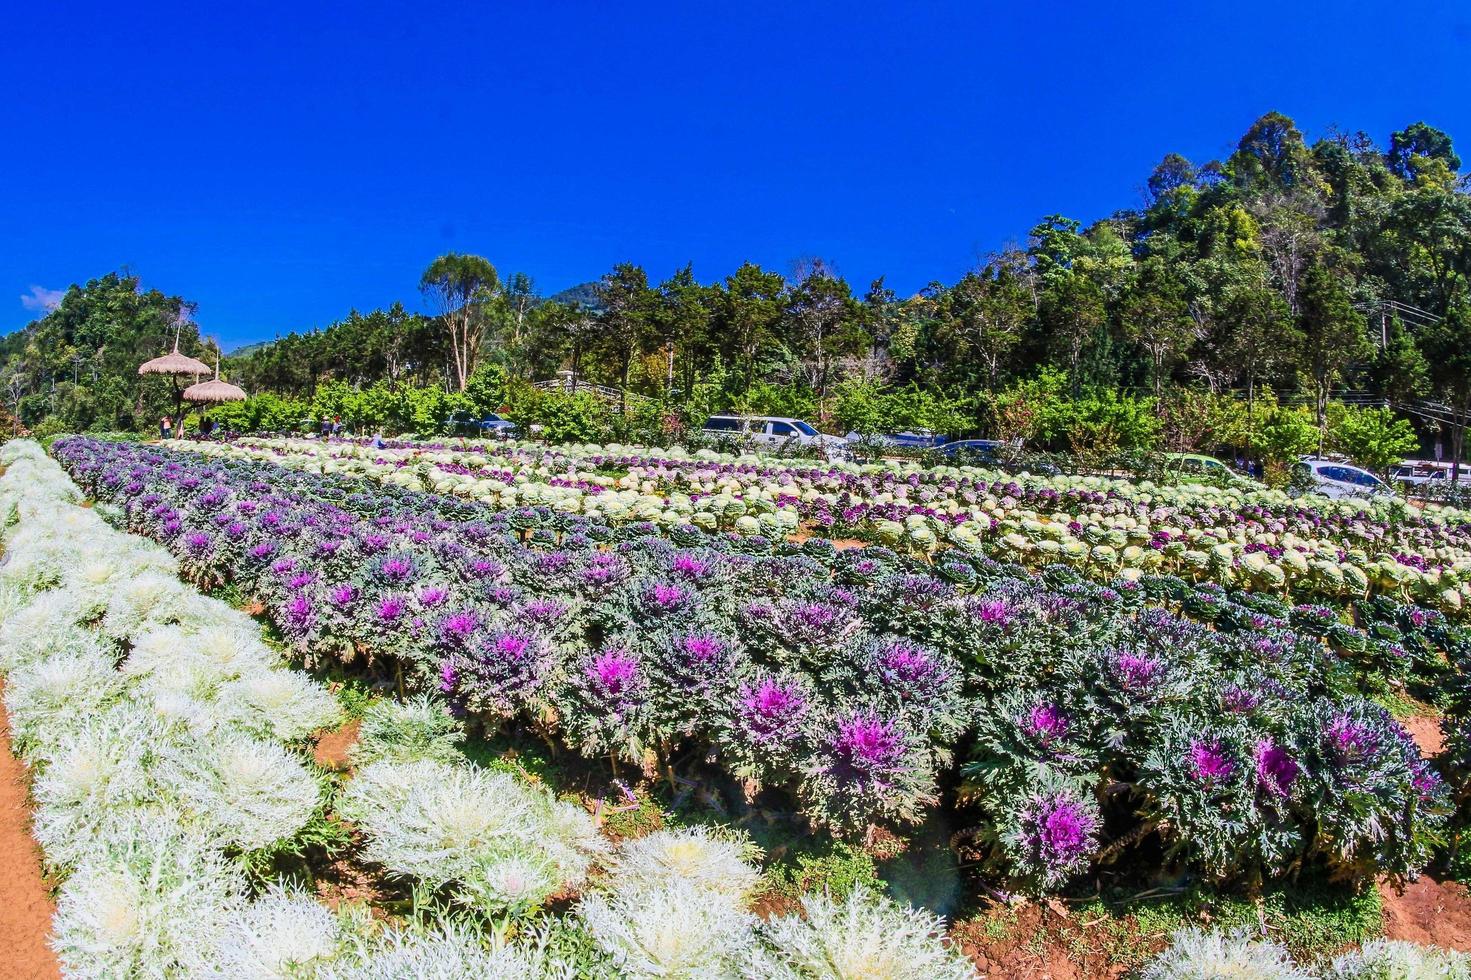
[447, 412, 517, 438]
[1295, 458, 1394, 499]
[845, 430, 951, 450]
[1164, 452, 1257, 488]
[935, 440, 1062, 475]
[936, 438, 1007, 463]
[1391, 461, 1452, 488]
[701, 415, 850, 458]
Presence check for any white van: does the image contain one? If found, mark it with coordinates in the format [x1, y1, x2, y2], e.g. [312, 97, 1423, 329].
[701, 416, 850, 458]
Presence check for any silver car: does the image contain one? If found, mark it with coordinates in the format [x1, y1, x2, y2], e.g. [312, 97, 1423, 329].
[1296, 458, 1393, 499]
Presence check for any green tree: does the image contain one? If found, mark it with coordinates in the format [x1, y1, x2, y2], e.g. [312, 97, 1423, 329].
[1296, 263, 1370, 447]
[420, 252, 500, 391]
[592, 263, 656, 411]
[1330, 405, 1420, 476]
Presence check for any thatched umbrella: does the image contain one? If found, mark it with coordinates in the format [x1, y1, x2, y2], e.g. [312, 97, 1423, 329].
[183, 361, 246, 436]
[138, 339, 211, 432]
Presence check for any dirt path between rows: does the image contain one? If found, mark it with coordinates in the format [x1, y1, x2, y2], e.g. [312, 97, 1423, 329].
[0, 682, 61, 980]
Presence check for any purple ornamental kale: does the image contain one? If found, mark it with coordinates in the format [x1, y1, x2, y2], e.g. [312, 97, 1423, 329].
[1254, 740, 1300, 798]
[436, 609, 481, 650]
[1022, 703, 1069, 747]
[1111, 650, 1163, 693]
[736, 676, 809, 749]
[1017, 791, 1098, 878]
[827, 710, 910, 790]
[328, 583, 358, 608]
[1324, 713, 1380, 765]
[1189, 739, 1237, 787]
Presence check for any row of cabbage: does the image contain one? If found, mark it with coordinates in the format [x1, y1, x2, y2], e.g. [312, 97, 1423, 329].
[201, 436, 1471, 617]
[1142, 929, 1469, 979]
[0, 439, 973, 979]
[60, 436, 1457, 893]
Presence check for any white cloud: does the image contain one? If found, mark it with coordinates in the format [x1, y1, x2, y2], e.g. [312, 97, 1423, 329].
[20, 285, 64, 314]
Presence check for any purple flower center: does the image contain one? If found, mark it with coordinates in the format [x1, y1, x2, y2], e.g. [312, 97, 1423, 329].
[439, 611, 480, 644]
[284, 593, 314, 629]
[681, 634, 726, 663]
[491, 632, 531, 660]
[1113, 651, 1162, 691]
[650, 582, 688, 610]
[380, 557, 414, 582]
[588, 651, 638, 693]
[1325, 714, 1379, 764]
[1022, 793, 1098, 870]
[671, 554, 711, 578]
[524, 598, 567, 621]
[417, 586, 449, 608]
[1189, 739, 1237, 786]
[1023, 703, 1069, 745]
[973, 598, 1014, 626]
[830, 711, 905, 776]
[1255, 740, 1299, 798]
[879, 643, 942, 685]
[743, 678, 806, 721]
[376, 596, 407, 622]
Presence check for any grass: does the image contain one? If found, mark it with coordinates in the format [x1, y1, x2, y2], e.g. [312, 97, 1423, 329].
[1073, 877, 1381, 969]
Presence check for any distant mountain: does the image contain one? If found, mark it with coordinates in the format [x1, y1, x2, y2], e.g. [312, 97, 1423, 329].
[226, 341, 272, 358]
[546, 282, 602, 311]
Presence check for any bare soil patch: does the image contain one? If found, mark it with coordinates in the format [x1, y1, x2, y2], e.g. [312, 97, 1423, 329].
[951, 900, 1139, 979]
[1401, 714, 1445, 758]
[313, 718, 361, 772]
[0, 683, 62, 980]
[1380, 875, 1471, 951]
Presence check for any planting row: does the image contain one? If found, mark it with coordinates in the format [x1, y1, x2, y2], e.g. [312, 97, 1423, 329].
[0, 439, 973, 978]
[58, 436, 1458, 891]
[198, 435, 1471, 617]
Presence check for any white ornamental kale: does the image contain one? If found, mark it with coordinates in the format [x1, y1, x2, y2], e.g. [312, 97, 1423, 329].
[207, 887, 344, 980]
[155, 732, 320, 853]
[745, 887, 974, 980]
[221, 666, 341, 742]
[1327, 938, 1471, 979]
[605, 826, 762, 900]
[579, 877, 756, 979]
[319, 920, 553, 980]
[51, 822, 243, 980]
[340, 757, 601, 916]
[28, 703, 173, 871]
[99, 569, 196, 641]
[350, 694, 466, 766]
[1141, 928, 1310, 980]
[3, 644, 128, 754]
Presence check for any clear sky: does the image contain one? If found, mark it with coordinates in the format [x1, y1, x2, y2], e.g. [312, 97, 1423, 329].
[4, 1, 1470, 349]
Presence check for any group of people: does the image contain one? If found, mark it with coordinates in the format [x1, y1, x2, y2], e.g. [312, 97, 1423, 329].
[157, 415, 219, 441]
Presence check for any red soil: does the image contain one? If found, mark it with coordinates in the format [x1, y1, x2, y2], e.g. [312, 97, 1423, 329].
[1380, 875, 1471, 951]
[1401, 714, 1445, 758]
[951, 901, 1139, 979]
[0, 683, 62, 980]
[313, 718, 361, 772]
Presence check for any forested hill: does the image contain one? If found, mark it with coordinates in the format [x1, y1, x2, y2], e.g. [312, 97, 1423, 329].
[4, 111, 1470, 458]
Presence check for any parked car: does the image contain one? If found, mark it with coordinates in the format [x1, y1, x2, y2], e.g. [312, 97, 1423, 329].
[845, 430, 951, 450]
[447, 412, 517, 438]
[701, 415, 850, 458]
[1164, 452, 1257, 488]
[1295, 458, 1393, 499]
[936, 439, 1007, 464]
[936, 440, 1062, 475]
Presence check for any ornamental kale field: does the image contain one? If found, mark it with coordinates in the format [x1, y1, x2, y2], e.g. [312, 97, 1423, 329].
[54, 436, 1469, 883]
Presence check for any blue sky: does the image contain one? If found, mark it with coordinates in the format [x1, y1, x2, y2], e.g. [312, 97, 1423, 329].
[4, 1, 1470, 349]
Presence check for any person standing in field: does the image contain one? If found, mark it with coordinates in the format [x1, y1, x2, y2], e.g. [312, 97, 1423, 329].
[160, 415, 172, 440]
